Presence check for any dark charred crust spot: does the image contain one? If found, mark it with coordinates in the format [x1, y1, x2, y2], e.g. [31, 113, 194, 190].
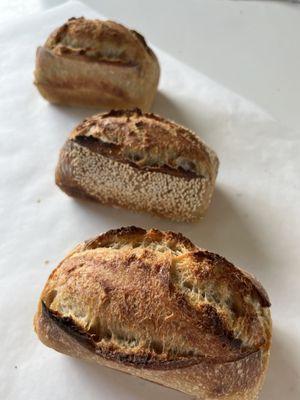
[143, 112, 166, 123]
[135, 121, 145, 129]
[52, 23, 69, 44]
[72, 137, 200, 180]
[191, 250, 271, 308]
[42, 301, 96, 351]
[83, 226, 147, 250]
[67, 265, 77, 274]
[192, 250, 227, 265]
[101, 108, 143, 119]
[174, 294, 260, 359]
[95, 349, 201, 370]
[75, 135, 100, 144]
[130, 30, 153, 56]
[105, 225, 147, 238]
[68, 17, 81, 22]
[243, 271, 271, 308]
[58, 46, 71, 55]
[199, 304, 244, 351]
[169, 292, 259, 361]
[74, 135, 120, 153]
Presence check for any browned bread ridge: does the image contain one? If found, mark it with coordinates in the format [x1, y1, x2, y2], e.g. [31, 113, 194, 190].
[34, 17, 160, 110]
[34, 227, 272, 400]
[55, 109, 219, 222]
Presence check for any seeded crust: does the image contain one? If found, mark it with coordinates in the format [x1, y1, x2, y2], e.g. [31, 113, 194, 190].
[34, 227, 272, 400]
[55, 109, 219, 222]
[34, 17, 160, 110]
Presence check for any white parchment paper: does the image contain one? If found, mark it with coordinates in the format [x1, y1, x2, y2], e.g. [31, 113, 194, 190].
[0, 2, 299, 399]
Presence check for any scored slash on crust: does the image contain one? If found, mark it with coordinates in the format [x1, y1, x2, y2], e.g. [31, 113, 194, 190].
[34, 227, 272, 399]
[37, 227, 271, 366]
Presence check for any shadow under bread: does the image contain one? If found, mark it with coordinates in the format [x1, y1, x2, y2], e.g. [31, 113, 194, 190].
[69, 184, 273, 274]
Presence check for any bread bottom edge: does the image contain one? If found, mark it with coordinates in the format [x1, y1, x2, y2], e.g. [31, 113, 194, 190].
[34, 304, 270, 400]
[34, 81, 153, 111]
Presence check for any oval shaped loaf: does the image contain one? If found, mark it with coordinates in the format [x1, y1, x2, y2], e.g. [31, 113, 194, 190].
[34, 227, 271, 400]
[34, 17, 160, 110]
[55, 109, 219, 221]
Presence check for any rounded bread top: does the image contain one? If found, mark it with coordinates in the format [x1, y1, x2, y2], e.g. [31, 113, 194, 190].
[42, 227, 271, 369]
[44, 17, 158, 67]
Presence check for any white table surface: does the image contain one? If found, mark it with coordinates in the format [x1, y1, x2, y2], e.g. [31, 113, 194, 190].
[0, 2, 299, 400]
[1, 0, 300, 132]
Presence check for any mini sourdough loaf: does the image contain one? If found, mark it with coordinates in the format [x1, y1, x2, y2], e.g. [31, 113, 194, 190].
[34, 17, 160, 110]
[55, 109, 219, 221]
[34, 227, 272, 400]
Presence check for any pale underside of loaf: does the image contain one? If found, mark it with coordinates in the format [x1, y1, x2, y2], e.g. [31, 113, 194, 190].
[35, 227, 271, 399]
[34, 47, 158, 111]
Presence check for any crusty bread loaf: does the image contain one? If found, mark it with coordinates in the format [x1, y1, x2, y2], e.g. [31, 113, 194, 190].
[55, 109, 219, 221]
[34, 226, 272, 400]
[34, 17, 160, 111]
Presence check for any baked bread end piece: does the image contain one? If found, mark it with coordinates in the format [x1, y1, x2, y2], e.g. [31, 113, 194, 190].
[55, 109, 219, 222]
[34, 18, 160, 111]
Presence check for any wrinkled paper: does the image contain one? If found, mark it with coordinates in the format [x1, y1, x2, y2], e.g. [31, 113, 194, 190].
[0, 2, 299, 399]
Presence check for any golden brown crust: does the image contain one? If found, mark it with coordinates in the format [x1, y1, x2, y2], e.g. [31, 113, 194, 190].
[45, 17, 156, 64]
[70, 109, 218, 179]
[34, 18, 160, 110]
[55, 111, 219, 221]
[34, 227, 271, 399]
